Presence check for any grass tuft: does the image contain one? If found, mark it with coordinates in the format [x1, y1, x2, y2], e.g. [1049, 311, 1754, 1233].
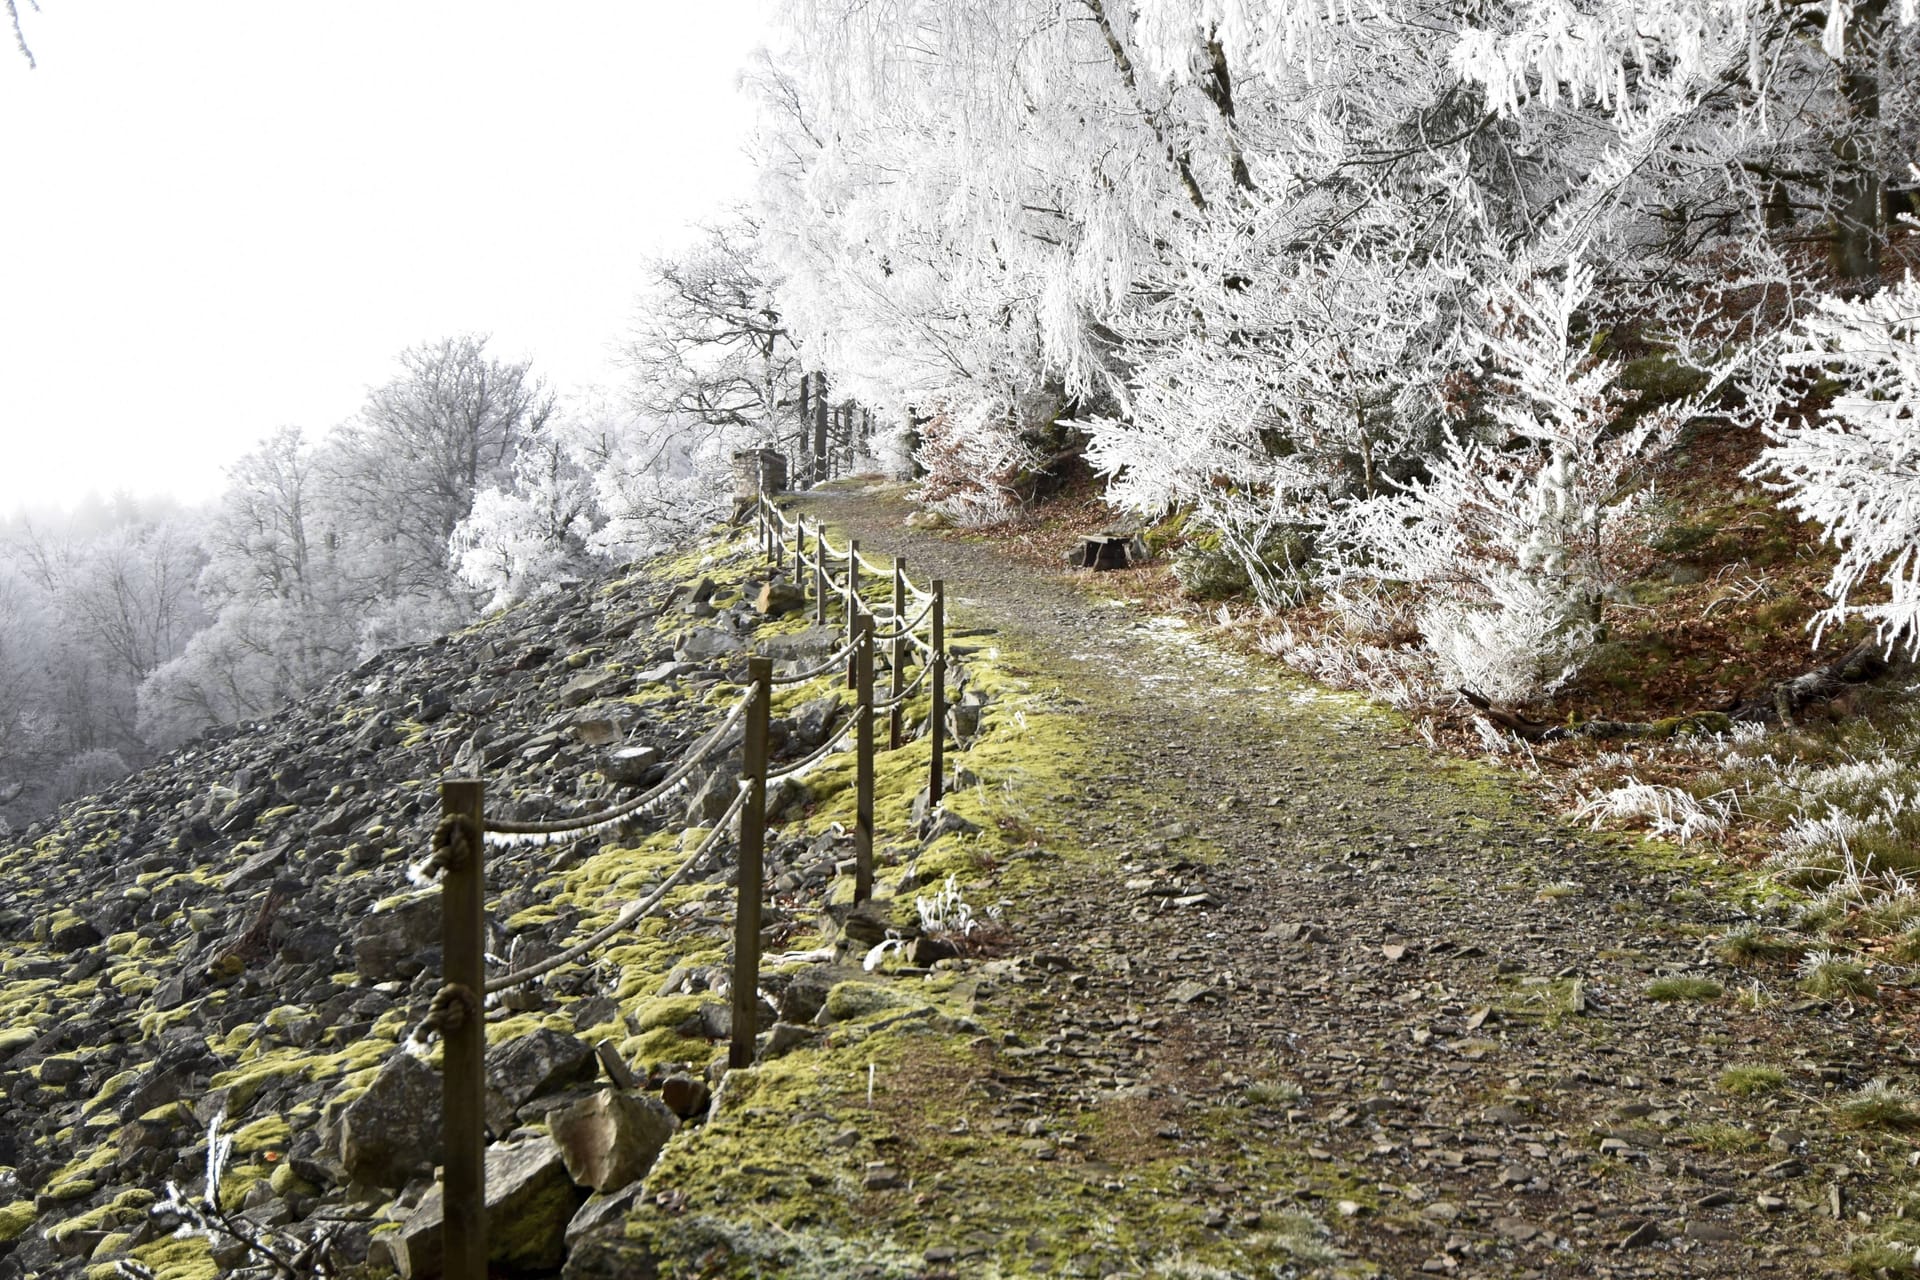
[1718, 1065, 1788, 1096]
[1797, 949, 1875, 999]
[1715, 923, 1805, 968]
[1646, 976, 1723, 1002]
[1240, 1079, 1305, 1109]
[1832, 1079, 1920, 1131]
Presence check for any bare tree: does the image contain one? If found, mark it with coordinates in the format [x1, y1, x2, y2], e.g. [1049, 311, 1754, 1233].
[7, 0, 35, 69]
[624, 216, 807, 457]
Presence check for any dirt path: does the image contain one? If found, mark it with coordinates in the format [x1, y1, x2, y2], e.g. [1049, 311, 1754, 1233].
[793, 485, 1911, 1279]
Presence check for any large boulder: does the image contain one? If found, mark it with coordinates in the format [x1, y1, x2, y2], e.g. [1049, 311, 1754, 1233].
[386, 1136, 585, 1278]
[336, 1052, 443, 1188]
[549, 1089, 678, 1192]
[677, 627, 745, 661]
[351, 893, 441, 982]
[753, 582, 807, 616]
[488, 1028, 597, 1114]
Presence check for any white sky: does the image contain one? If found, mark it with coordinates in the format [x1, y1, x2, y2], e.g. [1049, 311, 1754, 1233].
[0, 1, 767, 517]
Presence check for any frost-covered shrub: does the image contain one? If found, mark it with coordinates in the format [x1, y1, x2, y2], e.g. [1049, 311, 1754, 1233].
[914, 394, 1046, 526]
[1327, 266, 1695, 704]
[1751, 275, 1920, 656]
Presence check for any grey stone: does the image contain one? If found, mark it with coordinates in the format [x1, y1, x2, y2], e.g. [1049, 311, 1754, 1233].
[564, 1183, 647, 1249]
[549, 1088, 679, 1191]
[388, 1136, 585, 1278]
[683, 764, 742, 825]
[677, 627, 746, 661]
[351, 893, 441, 983]
[606, 745, 662, 786]
[759, 626, 841, 661]
[48, 914, 102, 952]
[761, 1021, 815, 1059]
[560, 670, 625, 708]
[489, 1027, 597, 1111]
[336, 1052, 443, 1189]
[220, 843, 286, 891]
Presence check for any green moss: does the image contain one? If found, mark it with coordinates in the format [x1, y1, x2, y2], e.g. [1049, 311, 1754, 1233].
[821, 981, 919, 1022]
[42, 1137, 119, 1194]
[0, 1201, 35, 1243]
[91, 1231, 135, 1260]
[230, 1114, 291, 1154]
[269, 1161, 318, 1199]
[122, 1236, 219, 1280]
[46, 1189, 155, 1245]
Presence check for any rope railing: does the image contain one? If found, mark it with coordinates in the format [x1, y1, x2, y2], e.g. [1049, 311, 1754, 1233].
[481, 687, 759, 843]
[872, 662, 931, 712]
[768, 637, 864, 686]
[482, 783, 750, 995]
[869, 594, 936, 642]
[425, 493, 964, 1233]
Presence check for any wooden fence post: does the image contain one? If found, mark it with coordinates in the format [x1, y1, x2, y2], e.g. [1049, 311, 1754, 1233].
[928, 581, 946, 810]
[730, 659, 772, 1070]
[854, 617, 875, 904]
[813, 526, 827, 625]
[888, 561, 906, 751]
[845, 540, 861, 690]
[439, 779, 487, 1280]
[788, 508, 803, 583]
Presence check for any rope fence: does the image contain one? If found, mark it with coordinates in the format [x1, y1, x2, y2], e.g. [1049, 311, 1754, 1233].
[423, 489, 961, 1275]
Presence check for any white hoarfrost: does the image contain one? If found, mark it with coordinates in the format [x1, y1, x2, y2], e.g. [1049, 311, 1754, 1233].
[1753, 275, 1920, 657]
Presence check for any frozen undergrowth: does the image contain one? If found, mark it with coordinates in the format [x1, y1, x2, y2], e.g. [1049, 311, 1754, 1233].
[1564, 699, 1920, 950]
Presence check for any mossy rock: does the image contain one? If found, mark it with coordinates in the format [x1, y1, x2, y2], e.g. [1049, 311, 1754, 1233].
[1650, 712, 1732, 739]
[0, 1200, 36, 1243]
[269, 1161, 318, 1199]
[819, 981, 918, 1023]
[1173, 548, 1249, 601]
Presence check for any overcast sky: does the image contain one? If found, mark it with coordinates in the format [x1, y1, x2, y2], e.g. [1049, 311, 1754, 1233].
[0, 2, 766, 517]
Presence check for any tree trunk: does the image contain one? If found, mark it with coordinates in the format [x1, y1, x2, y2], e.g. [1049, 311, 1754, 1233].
[1833, 0, 1888, 282]
[812, 373, 829, 483]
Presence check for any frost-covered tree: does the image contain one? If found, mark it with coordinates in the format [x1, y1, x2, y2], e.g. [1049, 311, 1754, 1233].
[138, 429, 357, 744]
[625, 216, 807, 455]
[1751, 274, 1920, 656]
[0, 499, 205, 818]
[449, 413, 603, 611]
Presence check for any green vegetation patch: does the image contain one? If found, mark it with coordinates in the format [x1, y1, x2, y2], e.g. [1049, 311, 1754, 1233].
[1718, 1065, 1788, 1096]
[1646, 976, 1723, 1001]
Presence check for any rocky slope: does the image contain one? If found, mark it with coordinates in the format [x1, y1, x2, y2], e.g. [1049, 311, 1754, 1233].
[0, 529, 946, 1278]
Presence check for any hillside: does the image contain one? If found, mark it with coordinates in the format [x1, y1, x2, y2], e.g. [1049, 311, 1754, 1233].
[0, 489, 1915, 1279]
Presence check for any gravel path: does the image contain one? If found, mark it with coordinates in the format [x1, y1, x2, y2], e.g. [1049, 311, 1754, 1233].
[794, 485, 1913, 1279]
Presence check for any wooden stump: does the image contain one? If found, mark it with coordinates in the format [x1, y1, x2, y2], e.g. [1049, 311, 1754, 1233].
[1073, 533, 1147, 571]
